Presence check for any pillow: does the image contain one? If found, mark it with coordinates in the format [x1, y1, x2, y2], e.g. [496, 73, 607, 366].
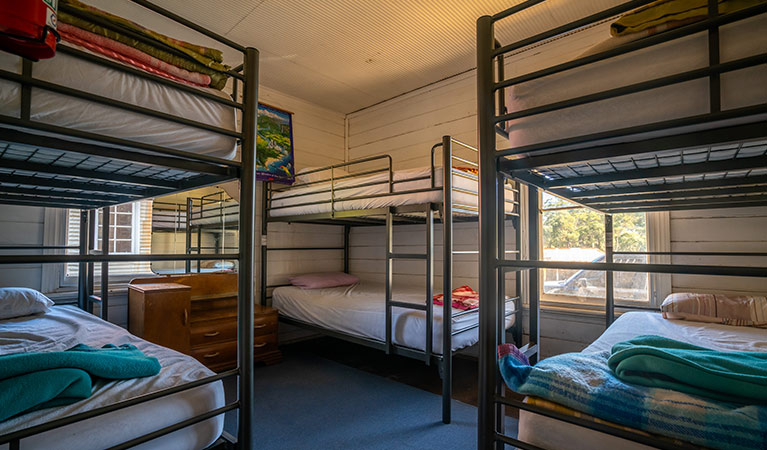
[661, 292, 767, 327]
[0, 287, 54, 320]
[288, 272, 359, 289]
[295, 167, 350, 184]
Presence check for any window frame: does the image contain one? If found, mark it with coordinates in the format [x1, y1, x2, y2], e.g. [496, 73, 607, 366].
[536, 191, 666, 310]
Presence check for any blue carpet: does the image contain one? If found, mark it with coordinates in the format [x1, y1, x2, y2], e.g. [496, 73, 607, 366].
[229, 353, 516, 449]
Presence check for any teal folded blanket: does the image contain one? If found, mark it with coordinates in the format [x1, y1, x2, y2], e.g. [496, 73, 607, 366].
[0, 344, 161, 422]
[609, 335, 767, 404]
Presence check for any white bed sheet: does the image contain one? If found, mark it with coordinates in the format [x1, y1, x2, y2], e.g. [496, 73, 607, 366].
[0, 306, 224, 450]
[273, 281, 515, 354]
[270, 166, 516, 217]
[518, 312, 767, 450]
[0, 44, 238, 160]
[505, 14, 767, 149]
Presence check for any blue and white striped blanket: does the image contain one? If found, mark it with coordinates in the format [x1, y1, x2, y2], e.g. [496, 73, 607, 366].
[498, 344, 767, 450]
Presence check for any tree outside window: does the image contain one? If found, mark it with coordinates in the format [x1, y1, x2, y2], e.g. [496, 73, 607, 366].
[541, 193, 649, 305]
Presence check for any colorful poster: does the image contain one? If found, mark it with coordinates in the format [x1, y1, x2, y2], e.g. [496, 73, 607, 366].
[256, 103, 294, 184]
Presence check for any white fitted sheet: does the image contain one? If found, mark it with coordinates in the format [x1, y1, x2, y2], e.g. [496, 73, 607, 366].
[0, 306, 224, 450]
[273, 281, 516, 354]
[505, 14, 767, 149]
[518, 312, 767, 450]
[270, 166, 516, 217]
[0, 43, 238, 160]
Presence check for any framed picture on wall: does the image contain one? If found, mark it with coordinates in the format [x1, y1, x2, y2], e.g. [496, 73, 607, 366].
[256, 103, 295, 184]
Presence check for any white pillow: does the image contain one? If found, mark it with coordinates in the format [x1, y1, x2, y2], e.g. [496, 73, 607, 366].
[296, 167, 350, 184]
[0, 288, 54, 320]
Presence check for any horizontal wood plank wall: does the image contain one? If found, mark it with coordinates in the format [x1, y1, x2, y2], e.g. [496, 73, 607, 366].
[670, 206, 767, 295]
[259, 87, 347, 342]
[0, 206, 45, 290]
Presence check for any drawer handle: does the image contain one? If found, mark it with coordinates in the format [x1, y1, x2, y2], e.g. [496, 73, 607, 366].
[254, 342, 267, 348]
[204, 331, 220, 337]
[254, 324, 267, 329]
[203, 352, 220, 358]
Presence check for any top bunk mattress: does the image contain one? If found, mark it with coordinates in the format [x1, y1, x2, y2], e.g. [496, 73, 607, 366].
[0, 305, 224, 450]
[269, 166, 517, 217]
[0, 43, 238, 160]
[504, 13, 767, 150]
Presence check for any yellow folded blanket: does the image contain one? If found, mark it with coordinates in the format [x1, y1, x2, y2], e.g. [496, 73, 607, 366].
[611, 0, 766, 36]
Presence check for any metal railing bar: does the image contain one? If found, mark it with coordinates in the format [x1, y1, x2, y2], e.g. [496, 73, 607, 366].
[494, 396, 698, 450]
[495, 54, 766, 124]
[0, 115, 241, 168]
[491, 0, 547, 22]
[499, 259, 767, 278]
[105, 402, 239, 450]
[267, 187, 443, 211]
[494, 0, 652, 55]
[128, 0, 246, 53]
[614, 251, 767, 257]
[494, 4, 766, 91]
[389, 300, 428, 311]
[450, 138, 478, 152]
[496, 104, 767, 159]
[0, 253, 239, 264]
[0, 369, 237, 444]
[266, 247, 345, 251]
[0, 69, 242, 139]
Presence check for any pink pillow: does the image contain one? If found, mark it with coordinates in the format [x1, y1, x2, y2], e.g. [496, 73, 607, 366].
[661, 292, 767, 327]
[288, 272, 359, 289]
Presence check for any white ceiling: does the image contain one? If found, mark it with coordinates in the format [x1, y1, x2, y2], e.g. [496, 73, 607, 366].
[95, 0, 625, 114]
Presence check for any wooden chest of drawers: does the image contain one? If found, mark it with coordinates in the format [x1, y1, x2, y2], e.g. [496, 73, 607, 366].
[129, 273, 281, 371]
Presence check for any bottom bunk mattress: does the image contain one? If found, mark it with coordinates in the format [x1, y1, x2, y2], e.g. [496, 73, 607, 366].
[517, 311, 767, 450]
[0, 305, 224, 450]
[272, 281, 516, 354]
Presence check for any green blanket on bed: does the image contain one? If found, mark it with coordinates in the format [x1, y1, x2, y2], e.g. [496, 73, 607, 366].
[0, 344, 161, 422]
[608, 335, 767, 403]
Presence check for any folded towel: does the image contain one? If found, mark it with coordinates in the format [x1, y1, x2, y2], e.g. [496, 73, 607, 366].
[58, 0, 230, 89]
[608, 334, 767, 403]
[0, 344, 161, 422]
[59, 23, 211, 88]
[433, 285, 479, 310]
[611, 0, 766, 37]
[498, 341, 767, 450]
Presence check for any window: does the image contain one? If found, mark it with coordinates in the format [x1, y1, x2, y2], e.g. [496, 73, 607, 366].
[66, 200, 153, 279]
[540, 193, 649, 307]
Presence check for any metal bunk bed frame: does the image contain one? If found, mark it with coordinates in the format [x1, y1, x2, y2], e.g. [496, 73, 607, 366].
[0, 1, 258, 448]
[476, 1, 767, 449]
[262, 135, 521, 424]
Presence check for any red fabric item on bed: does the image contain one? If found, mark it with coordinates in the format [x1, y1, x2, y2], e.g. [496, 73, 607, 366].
[58, 23, 211, 88]
[433, 285, 479, 311]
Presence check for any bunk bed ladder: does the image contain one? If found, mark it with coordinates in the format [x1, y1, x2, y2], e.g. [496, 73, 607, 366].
[384, 204, 435, 366]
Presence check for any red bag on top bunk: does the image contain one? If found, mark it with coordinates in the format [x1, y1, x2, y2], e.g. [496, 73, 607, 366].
[0, 0, 59, 61]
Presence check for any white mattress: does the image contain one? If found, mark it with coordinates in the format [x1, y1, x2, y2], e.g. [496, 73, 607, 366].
[270, 166, 516, 217]
[0, 306, 224, 450]
[518, 311, 767, 450]
[273, 281, 516, 354]
[0, 43, 238, 160]
[505, 14, 767, 149]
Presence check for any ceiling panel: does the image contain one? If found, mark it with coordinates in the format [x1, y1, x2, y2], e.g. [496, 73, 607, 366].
[104, 0, 628, 113]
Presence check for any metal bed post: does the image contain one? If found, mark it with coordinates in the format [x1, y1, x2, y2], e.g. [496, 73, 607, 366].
[512, 181, 523, 347]
[260, 184, 269, 306]
[185, 197, 192, 273]
[237, 46, 259, 450]
[605, 214, 615, 327]
[77, 209, 88, 311]
[384, 207, 394, 355]
[87, 209, 96, 313]
[477, 13, 500, 450]
[343, 224, 351, 274]
[495, 172, 506, 438]
[425, 204, 434, 366]
[100, 206, 109, 321]
[528, 186, 540, 365]
[441, 135, 453, 425]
